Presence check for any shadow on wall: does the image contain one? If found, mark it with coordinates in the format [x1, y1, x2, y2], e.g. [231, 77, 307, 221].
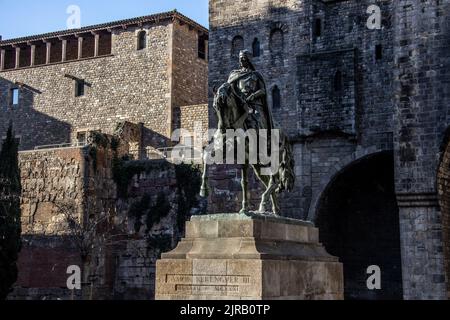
[141, 126, 173, 153]
[9, 235, 82, 300]
[0, 77, 71, 151]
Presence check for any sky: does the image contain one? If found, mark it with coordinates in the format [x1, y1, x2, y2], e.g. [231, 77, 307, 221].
[0, 0, 209, 40]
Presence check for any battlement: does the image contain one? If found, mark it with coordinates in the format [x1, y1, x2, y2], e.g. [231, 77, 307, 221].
[0, 10, 208, 72]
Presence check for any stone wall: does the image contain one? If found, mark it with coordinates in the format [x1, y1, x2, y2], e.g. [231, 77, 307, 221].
[0, 15, 208, 152]
[19, 147, 86, 234]
[209, 0, 450, 299]
[10, 133, 203, 300]
[438, 135, 450, 298]
[178, 104, 209, 141]
[12, 147, 87, 300]
[208, 0, 395, 219]
[393, 0, 450, 300]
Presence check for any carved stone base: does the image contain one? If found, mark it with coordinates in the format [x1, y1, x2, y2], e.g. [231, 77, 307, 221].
[155, 213, 344, 300]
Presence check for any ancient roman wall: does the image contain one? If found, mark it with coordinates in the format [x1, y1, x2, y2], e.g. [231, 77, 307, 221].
[10, 138, 203, 300]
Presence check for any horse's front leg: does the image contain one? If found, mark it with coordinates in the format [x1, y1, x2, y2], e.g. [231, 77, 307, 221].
[240, 164, 249, 214]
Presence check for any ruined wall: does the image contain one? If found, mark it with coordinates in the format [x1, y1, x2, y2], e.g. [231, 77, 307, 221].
[19, 147, 86, 235]
[12, 147, 86, 300]
[10, 137, 203, 300]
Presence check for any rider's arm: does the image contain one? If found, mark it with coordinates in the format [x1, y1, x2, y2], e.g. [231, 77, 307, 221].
[246, 78, 266, 102]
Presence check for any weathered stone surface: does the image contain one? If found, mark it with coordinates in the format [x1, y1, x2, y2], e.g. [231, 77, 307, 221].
[0, 12, 208, 152]
[155, 214, 343, 300]
[208, 0, 450, 300]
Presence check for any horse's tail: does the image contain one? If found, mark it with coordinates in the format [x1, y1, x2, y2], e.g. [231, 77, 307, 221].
[277, 133, 296, 193]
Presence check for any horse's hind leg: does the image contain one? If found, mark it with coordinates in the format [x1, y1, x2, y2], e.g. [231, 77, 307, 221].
[261, 177, 278, 215]
[270, 189, 280, 215]
[253, 166, 273, 214]
[240, 164, 249, 214]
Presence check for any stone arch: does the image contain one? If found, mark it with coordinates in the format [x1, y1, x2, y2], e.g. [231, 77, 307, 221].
[231, 35, 244, 57]
[270, 22, 288, 34]
[314, 150, 402, 299]
[437, 127, 450, 298]
[308, 146, 388, 221]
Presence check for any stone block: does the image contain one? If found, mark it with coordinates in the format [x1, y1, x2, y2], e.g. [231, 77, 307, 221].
[156, 213, 343, 300]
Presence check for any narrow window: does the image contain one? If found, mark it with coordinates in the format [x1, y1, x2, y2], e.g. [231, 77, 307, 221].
[334, 71, 343, 92]
[11, 88, 19, 106]
[198, 34, 207, 60]
[75, 80, 85, 97]
[314, 18, 322, 37]
[231, 36, 244, 57]
[270, 29, 284, 54]
[137, 31, 146, 50]
[376, 44, 383, 60]
[272, 86, 281, 109]
[252, 38, 261, 57]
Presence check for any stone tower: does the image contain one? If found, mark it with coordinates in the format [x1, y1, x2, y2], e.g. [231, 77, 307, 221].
[393, 0, 450, 300]
[208, 0, 450, 299]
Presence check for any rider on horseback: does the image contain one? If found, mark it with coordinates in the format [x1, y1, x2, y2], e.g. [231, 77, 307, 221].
[227, 50, 273, 134]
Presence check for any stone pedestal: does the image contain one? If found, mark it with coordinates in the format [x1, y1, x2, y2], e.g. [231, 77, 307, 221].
[155, 213, 343, 300]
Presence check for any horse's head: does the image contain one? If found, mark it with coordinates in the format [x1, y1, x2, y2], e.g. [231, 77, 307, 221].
[213, 83, 230, 108]
[213, 83, 242, 130]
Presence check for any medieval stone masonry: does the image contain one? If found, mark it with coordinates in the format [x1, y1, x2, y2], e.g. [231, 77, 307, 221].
[208, 0, 450, 300]
[0, 11, 209, 300]
[1, 1, 450, 301]
[0, 10, 208, 152]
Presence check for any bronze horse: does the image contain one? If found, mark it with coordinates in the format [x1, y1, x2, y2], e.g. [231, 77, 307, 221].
[200, 82, 295, 215]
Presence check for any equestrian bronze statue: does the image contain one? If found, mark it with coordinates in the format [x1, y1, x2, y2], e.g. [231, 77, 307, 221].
[200, 50, 295, 215]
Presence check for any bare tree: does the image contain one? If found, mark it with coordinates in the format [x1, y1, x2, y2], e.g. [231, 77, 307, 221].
[52, 200, 147, 300]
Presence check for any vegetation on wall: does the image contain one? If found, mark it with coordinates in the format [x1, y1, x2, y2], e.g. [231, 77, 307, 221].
[128, 192, 171, 234]
[0, 124, 22, 300]
[87, 131, 111, 172]
[147, 235, 173, 255]
[112, 157, 203, 257]
[112, 159, 171, 198]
